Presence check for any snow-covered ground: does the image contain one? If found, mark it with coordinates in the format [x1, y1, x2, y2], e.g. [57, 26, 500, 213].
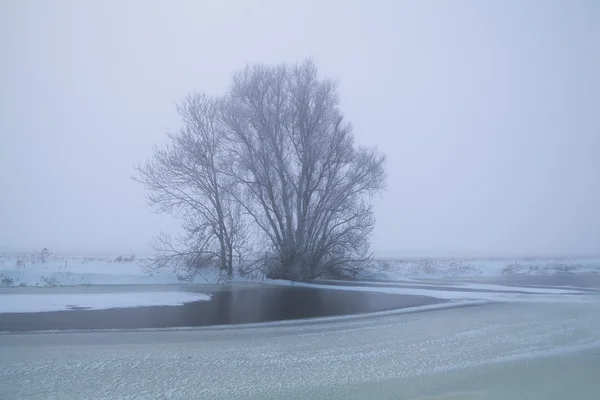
[367, 257, 600, 279]
[2, 251, 598, 314]
[0, 291, 210, 313]
[1, 251, 599, 288]
[269, 279, 593, 304]
[0, 251, 232, 287]
[2, 252, 599, 398]
[1, 301, 599, 399]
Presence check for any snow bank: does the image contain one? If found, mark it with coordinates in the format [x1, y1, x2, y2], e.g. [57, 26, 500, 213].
[0, 291, 211, 313]
[0, 251, 255, 287]
[316, 279, 596, 293]
[368, 257, 600, 280]
[1, 251, 599, 288]
[268, 280, 590, 304]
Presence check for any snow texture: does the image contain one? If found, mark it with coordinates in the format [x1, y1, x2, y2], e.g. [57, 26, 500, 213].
[0, 291, 211, 313]
[367, 257, 600, 279]
[269, 279, 591, 304]
[0, 251, 257, 287]
[1, 251, 599, 288]
[316, 278, 596, 293]
[1, 301, 599, 399]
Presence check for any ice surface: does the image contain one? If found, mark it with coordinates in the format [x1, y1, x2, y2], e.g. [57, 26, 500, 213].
[0, 291, 211, 313]
[1, 301, 599, 399]
[269, 279, 589, 304]
[317, 279, 591, 293]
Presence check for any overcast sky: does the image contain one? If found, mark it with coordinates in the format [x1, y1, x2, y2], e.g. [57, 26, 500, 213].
[1, 0, 599, 257]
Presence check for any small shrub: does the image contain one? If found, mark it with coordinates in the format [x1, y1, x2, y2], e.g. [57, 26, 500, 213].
[448, 260, 480, 276]
[378, 260, 392, 271]
[40, 248, 50, 263]
[412, 258, 438, 275]
[502, 263, 525, 275]
[550, 263, 577, 273]
[40, 276, 60, 287]
[1, 275, 14, 286]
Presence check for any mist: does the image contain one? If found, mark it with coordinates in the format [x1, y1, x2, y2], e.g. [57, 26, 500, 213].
[1, 0, 599, 257]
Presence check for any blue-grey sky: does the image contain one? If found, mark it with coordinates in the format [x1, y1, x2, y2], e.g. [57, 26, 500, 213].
[1, 0, 599, 257]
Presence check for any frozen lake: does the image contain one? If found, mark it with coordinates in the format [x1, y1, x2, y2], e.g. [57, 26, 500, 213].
[1, 276, 599, 398]
[3, 274, 597, 332]
[0, 284, 444, 331]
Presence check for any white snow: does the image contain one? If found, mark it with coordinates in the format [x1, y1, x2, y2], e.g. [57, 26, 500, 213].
[317, 279, 591, 293]
[1, 301, 599, 399]
[269, 279, 589, 303]
[1, 251, 599, 288]
[0, 291, 211, 313]
[368, 257, 600, 279]
[0, 251, 254, 287]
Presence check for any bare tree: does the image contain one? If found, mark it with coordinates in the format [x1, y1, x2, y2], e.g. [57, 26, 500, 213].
[135, 94, 245, 280]
[222, 59, 386, 280]
[136, 60, 385, 281]
[40, 248, 50, 263]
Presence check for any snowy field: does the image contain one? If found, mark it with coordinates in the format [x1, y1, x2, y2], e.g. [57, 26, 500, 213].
[269, 279, 594, 303]
[0, 291, 210, 313]
[1, 251, 599, 313]
[1, 301, 599, 399]
[368, 256, 600, 279]
[1, 251, 600, 398]
[0, 251, 203, 287]
[1, 251, 599, 288]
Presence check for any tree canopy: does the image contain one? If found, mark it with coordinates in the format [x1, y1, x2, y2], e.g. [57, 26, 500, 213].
[136, 59, 386, 281]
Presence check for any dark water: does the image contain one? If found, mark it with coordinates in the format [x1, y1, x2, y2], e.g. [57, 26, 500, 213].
[0, 285, 443, 332]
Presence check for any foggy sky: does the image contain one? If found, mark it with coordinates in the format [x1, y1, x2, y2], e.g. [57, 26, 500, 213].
[1, 0, 599, 257]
